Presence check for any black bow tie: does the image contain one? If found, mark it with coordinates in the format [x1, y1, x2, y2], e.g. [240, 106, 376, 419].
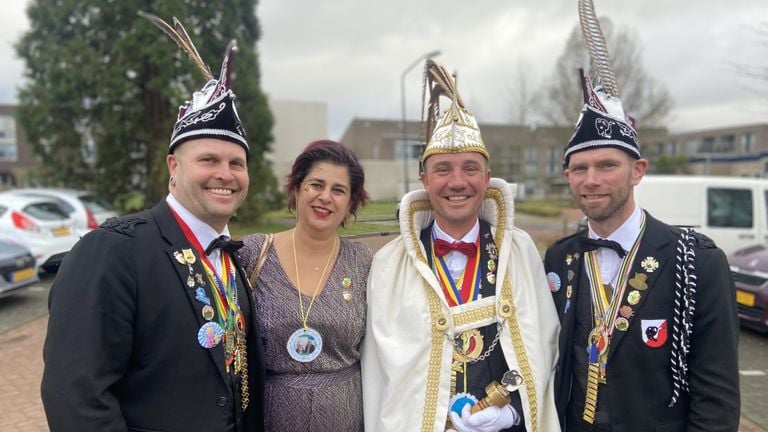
[578, 237, 626, 258]
[204, 236, 244, 255]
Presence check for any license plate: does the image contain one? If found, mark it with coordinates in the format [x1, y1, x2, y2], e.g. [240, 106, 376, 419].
[736, 290, 756, 307]
[53, 227, 71, 237]
[11, 267, 35, 283]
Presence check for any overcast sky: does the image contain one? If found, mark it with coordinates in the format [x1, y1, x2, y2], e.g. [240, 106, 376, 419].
[1, 0, 767, 140]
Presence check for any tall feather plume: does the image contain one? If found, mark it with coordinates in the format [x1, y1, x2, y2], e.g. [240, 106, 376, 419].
[578, 0, 619, 97]
[421, 60, 464, 144]
[138, 11, 213, 81]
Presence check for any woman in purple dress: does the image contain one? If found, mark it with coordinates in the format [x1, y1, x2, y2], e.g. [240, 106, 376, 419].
[239, 140, 371, 431]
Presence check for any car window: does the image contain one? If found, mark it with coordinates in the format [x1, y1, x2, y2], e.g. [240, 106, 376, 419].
[23, 202, 70, 220]
[18, 192, 75, 215]
[707, 188, 753, 228]
[79, 194, 115, 212]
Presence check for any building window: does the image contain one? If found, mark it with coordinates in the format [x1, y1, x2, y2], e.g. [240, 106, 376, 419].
[546, 148, 559, 176]
[665, 141, 677, 155]
[524, 148, 538, 176]
[394, 139, 423, 160]
[0, 115, 17, 162]
[718, 134, 735, 153]
[741, 132, 756, 154]
[685, 139, 699, 154]
[700, 137, 715, 153]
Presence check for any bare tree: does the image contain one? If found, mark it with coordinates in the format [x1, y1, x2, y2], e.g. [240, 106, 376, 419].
[507, 62, 543, 126]
[731, 22, 768, 98]
[540, 18, 673, 128]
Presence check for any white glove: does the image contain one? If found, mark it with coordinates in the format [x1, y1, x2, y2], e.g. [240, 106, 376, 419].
[449, 403, 520, 432]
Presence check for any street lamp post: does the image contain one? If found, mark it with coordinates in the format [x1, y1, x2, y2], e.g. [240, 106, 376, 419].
[401, 50, 441, 194]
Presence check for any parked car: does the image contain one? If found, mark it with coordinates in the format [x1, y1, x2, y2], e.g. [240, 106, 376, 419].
[728, 244, 768, 332]
[0, 239, 39, 298]
[8, 188, 118, 237]
[635, 176, 768, 255]
[0, 192, 80, 273]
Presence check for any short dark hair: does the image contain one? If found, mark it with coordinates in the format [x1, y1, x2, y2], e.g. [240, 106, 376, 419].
[285, 140, 369, 225]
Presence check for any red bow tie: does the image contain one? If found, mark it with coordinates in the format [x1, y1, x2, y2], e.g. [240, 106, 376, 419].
[433, 238, 477, 257]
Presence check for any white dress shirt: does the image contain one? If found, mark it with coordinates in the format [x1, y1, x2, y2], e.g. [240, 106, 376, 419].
[432, 219, 480, 280]
[587, 204, 643, 286]
[166, 194, 231, 277]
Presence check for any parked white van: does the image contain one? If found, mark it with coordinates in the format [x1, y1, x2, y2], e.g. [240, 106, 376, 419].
[634, 175, 768, 255]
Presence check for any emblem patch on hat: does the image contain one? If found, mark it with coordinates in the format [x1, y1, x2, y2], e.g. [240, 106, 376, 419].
[641, 319, 667, 348]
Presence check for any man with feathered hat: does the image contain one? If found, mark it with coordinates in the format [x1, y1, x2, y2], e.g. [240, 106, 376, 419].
[362, 60, 560, 432]
[41, 13, 265, 432]
[543, 1, 739, 431]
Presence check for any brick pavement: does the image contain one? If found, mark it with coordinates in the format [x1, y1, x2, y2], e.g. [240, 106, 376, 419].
[0, 228, 763, 431]
[0, 316, 48, 432]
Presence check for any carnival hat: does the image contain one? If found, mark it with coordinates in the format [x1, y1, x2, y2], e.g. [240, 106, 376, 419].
[139, 12, 248, 154]
[563, 0, 639, 168]
[420, 60, 489, 163]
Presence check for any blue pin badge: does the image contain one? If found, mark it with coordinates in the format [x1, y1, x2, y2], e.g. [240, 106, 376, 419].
[195, 287, 211, 305]
[546, 272, 562, 292]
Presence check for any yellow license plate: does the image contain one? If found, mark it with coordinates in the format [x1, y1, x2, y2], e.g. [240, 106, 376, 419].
[736, 290, 755, 307]
[11, 267, 35, 282]
[53, 227, 71, 237]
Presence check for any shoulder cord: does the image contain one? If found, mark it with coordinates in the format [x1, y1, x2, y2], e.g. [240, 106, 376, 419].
[248, 233, 274, 288]
[669, 228, 697, 407]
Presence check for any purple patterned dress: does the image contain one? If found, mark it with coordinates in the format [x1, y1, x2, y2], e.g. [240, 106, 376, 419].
[240, 233, 372, 432]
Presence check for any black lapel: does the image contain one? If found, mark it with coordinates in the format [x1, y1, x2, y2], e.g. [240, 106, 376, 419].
[420, 222, 435, 268]
[557, 235, 587, 324]
[608, 213, 671, 358]
[478, 221, 498, 297]
[151, 201, 229, 383]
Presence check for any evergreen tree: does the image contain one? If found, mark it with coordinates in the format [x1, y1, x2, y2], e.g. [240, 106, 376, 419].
[15, 0, 277, 220]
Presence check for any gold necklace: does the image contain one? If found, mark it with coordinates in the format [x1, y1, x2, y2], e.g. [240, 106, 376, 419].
[291, 228, 337, 329]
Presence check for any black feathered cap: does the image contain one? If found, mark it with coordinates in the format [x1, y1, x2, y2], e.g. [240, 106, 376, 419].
[139, 12, 248, 154]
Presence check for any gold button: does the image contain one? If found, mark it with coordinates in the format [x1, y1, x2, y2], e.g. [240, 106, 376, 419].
[499, 301, 513, 318]
[435, 316, 449, 330]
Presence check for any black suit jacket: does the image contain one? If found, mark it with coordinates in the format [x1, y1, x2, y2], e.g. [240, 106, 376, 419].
[543, 212, 739, 432]
[42, 201, 265, 432]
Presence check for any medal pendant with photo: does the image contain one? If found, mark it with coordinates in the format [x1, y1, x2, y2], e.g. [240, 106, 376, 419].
[287, 327, 323, 362]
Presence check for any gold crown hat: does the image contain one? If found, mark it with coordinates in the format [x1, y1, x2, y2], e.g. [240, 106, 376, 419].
[420, 60, 489, 162]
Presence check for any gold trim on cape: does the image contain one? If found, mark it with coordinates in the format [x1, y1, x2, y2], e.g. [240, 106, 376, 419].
[405, 187, 538, 432]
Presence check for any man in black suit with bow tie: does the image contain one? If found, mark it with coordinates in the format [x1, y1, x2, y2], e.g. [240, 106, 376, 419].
[543, 66, 739, 431]
[41, 16, 264, 432]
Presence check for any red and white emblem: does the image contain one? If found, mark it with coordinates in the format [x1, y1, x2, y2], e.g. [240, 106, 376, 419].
[640, 319, 667, 348]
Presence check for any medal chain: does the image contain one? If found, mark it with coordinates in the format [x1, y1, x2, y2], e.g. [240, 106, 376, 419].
[448, 320, 505, 364]
[586, 213, 646, 336]
[291, 228, 337, 329]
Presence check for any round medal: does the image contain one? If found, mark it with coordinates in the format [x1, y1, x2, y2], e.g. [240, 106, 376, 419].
[487, 259, 496, 272]
[546, 272, 561, 292]
[201, 305, 215, 321]
[198, 322, 223, 349]
[586, 327, 608, 356]
[627, 290, 641, 305]
[614, 317, 629, 332]
[452, 328, 484, 362]
[287, 327, 323, 362]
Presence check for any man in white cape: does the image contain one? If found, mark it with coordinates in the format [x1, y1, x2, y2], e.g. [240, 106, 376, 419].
[362, 61, 560, 432]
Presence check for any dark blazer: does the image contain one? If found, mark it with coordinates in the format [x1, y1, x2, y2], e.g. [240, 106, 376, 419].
[42, 201, 265, 432]
[543, 212, 739, 432]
